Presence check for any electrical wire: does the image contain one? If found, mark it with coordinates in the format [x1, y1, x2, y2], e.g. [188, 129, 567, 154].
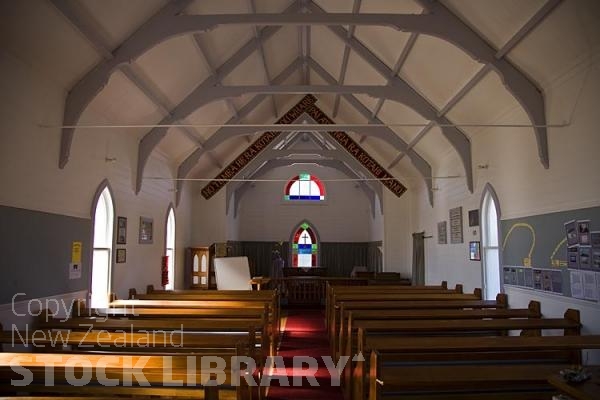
[144, 176, 463, 182]
[41, 122, 569, 129]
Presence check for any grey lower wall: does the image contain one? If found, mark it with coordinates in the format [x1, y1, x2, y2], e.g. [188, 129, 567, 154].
[0, 205, 91, 304]
[501, 206, 600, 268]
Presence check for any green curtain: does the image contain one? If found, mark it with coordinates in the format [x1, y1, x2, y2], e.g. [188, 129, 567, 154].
[227, 241, 289, 277]
[320, 242, 378, 277]
[367, 241, 383, 273]
[227, 241, 382, 277]
[412, 232, 425, 285]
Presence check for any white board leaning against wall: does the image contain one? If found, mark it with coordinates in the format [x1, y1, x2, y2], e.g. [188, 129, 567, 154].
[214, 256, 252, 290]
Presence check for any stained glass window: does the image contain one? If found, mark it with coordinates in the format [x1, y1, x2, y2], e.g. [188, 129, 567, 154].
[292, 222, 318, 267]
[284, 173, 325, 201]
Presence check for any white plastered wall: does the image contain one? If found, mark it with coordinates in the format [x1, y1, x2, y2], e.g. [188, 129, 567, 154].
[230, 165, 374, 242]
[0, 50, 192, 303]
[410, 53, 600, 359]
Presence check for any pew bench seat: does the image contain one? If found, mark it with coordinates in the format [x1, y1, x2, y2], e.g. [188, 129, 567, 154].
[370, 364, 565, 400]
[361, 335, 600, 400]
[0, 352, 254, 400]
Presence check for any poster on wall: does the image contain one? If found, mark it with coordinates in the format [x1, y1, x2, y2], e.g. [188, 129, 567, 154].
[69, 263, 81, 280]
[565, 220, 578, 246]
[582, 271, 598, 301]
[516, 268, 525, 286]
[449, 207, 463, 244]
[592, 231, 600, 247]
[570, 270, 584, 299]
[533, 269, 542, 290]
[579, 246, 592, 269]
[593, 249, 600, 270]
[541, 271, 552, 291]
[592, 231, 600, 270]
[524, 268, 534, 288]
[437, 221, 447, 244]
[578, 220, 591, 245]
[469, 241, 481, 261]
[551, 270, 563, 294]
[568, 246, 579, 269]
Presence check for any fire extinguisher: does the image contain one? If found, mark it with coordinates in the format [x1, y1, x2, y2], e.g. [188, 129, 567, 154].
[161, 256, 169, 288]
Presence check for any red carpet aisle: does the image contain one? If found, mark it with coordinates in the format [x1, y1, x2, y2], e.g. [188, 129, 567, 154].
[266, 308, 345, 399]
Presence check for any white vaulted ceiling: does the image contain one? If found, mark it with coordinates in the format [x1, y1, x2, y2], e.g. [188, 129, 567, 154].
[1, 0, 599, 206]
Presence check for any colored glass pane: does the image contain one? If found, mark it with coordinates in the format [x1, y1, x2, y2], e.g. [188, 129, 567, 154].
[291, 223, 319, 268]
[284, 173, 325, 201]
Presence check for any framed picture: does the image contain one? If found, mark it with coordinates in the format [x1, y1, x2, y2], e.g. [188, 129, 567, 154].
[469, 241, 481, 261]
[139, 216, 153, 244]
[116, 216, 127, 244]
[437, 221, 447, 244]
[468, 209, 479, 227]
[449, 207, 463, 244]
[577, 220, 590, 246]
[116, 248, 126, 263]
[565, 220, 578, 246]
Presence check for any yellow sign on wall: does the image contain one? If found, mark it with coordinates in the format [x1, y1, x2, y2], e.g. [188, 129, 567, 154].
[71, 241, 82, 264]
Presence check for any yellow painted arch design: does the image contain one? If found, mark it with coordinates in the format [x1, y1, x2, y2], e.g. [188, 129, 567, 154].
[502, 222, 536, 260]
[550, 238, 567, 264]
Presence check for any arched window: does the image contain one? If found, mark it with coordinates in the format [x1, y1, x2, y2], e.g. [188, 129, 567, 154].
[284, 173, 325, 201]
[91, 183, 114, 308]
[481, 184, 502, 300]
[165, 207, 176, 290]
[291, 222, 319, 267]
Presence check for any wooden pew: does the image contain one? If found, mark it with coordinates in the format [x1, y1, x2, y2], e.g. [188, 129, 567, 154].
[354, 272, 411, 285]
[345, 307, 579, 399]
[327, 286, 477, 344]
[107, 298, 276, 357]
[362, 335, 600, 400]
[129, 289, 280, 343]
[4, 312, 265, 399]
[338, 299, 539, 389]
[329, 289, 484, 358]
[1, 328, 253, 358]
[0, 352, 252, 399]
[38, 307, 270, 366]
[334, 293, 508, 360]
[327, 284, 471, 335]
[325, 281, 450, 329]
[121, 289, 281, 353]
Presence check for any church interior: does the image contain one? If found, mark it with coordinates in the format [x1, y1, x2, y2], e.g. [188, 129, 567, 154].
[1, 0, 600, 398]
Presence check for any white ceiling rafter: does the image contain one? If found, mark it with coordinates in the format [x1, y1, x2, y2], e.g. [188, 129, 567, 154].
[57, 0, 194, 169]
[136, 2, 305, 194]
[56, 6, 550, 173]
[414, 0, 549, 168]
[370, 31, 419, 122]
[307, 1, 472, 193]
[174, 58, 304, 204]
[49, 0, 557, 204]
[332, 0, 362, 118]
[308, 58, 434, 206]
[357, 31, 419, 146]
[49, 0, 223, 170]
[387, 0, 563, 169]
[190, 33, 250, 147]
[387, 65, 492, 169]
[248, 0, 279, 119]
